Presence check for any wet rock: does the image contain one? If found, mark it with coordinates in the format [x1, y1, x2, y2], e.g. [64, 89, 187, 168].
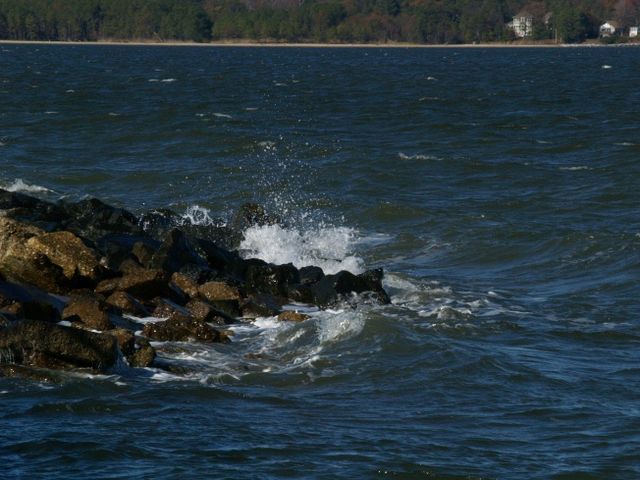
[299, 266, 325, 285]
[0, 319, 118, 371]
[131, 241, 157, 267]
[310, 268, 390, 307]
[109, 328, 135, 356]
[129, 344, 156, 367]
[286, 284, 314, 304]
[198, 281, 241, 302]
[149, 229, 207, 274]
[27, 231, 103, 283]
[0, 280, 62, 322]
[138, 208, 180, 241]
[195, 238, 243, 273]
[245, 260, 300, 298]
[95, 234, 158, 271]
[0, 188, 67, 231]
[63, 292, 114, 331]
[231, 203, 279, 232]
[151, 298, 190, 319]
[240, 293, 282, 318]
[62, 198, 143, 242]
[277, 311, 311, 322]
[105, 291, 150, 317]
[98, 269, 168, 301]
[171, 272, 200, 298]
[186, 299, 234, 325]
[142, 313, 226, 343]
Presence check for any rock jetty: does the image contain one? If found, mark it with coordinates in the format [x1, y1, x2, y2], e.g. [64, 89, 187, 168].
[0, 188, 389, 378]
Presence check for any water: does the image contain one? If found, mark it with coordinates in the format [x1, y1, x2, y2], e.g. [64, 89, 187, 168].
[1, 43, 640, 479]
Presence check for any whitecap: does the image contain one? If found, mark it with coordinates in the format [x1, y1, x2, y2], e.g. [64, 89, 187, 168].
[180, 205, 218, 226]
[3, 178, 54, 193]
[44, 111, 58, 115]
[108, 112, 120, 117]
[213, 112, 232, 119]
[559, 166, 590, 171]
[65, 89, 75, 93]
[239, 223, 364, 275]
[161, 78, 177, 83]
[602, 65, 612, 69]
[398, 152, 440, 161]
[245, 107, 259, 111]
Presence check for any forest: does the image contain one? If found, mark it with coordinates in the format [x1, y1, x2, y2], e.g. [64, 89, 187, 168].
[0, 0, 638, 44]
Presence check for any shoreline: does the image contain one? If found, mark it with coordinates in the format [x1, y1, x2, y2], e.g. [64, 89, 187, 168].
[1, 38, 637, 48]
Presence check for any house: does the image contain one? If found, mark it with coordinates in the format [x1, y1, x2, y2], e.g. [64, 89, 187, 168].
[508, 11, 534, 38]
[599, 21, 620, 37]
[630, 26, 639, 37]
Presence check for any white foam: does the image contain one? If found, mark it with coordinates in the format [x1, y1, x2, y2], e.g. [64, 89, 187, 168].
[161, 78, 177, 82]
[239, 224, 364, 274]
[213, 113, 232, 119]
[398, 152, 440, 161]
[602, 65, 612, 69]
[3, 179, 54, 193]
[180, 205, 218, 226]
[560, 166, 591, 171]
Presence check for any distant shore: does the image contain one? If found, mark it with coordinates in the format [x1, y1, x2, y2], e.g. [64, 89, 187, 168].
[1, 39, 638, 48]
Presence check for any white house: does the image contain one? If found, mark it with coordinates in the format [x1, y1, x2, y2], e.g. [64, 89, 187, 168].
[630, 26, 639, 37]
[508, 12, 534, 38]
[599, 21, 620, 37]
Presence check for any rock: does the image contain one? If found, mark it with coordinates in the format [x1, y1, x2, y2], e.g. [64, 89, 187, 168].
[195, 238, 243, 273]
[198, 281, 241, 302]
[0, 188, 67, 231]
[142, 313, 226, 343]
[299, 266, 325, 285]
[26, 231, 102, 283]
[110, 269, 169, 300]
[277, 311, 311, 322]
[310, 268, 390, 307]
[109, 328, 135, 356]
[171, 272, 200, 298]
[0, 280, 62, 322]
[0, 319, 118, 371]
[63, 292, 114, 331]
[149, 229, 207, 274]
[151, 298, 190, 319]
[186, 299, 234, 325]
[138, 208, 180, 241]
[118, 258, 147, 275]
[62, 197, 143, 242]
[245, 260, 300, 298]
[286, 284, 314, 304]
[240, 293, 282, 318]
[231, 203, 279, 232]
[105, 291, 150, 317]
[129, 345, 156, 367]
[131, 241, 157, 267]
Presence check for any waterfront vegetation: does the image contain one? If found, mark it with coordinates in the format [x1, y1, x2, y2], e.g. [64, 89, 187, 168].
[0, 0, 638, 44]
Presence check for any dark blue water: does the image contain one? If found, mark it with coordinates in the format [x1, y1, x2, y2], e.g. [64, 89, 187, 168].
[1, 43, 639, 479]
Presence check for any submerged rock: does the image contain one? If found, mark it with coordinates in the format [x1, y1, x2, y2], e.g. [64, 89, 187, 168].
[142, 313, 227, 343]
[63, 292, 114, 331]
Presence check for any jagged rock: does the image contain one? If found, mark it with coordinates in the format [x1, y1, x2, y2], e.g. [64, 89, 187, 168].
[186, 299, 234, 325]
[195, 238, 243, 273]
[105, 291, 150, 317]
[151, 298, 190, 318]
[138, 208, 180, 241]
[63, 292, 114, 331]
[142, 313, 226, 343]
[94, 234, 158, 271]
[171, 272, 199, 298]
[118, 258, 147, 275]
[149, 229, 207, 274]
[240, 293, 282, 318]
[129, 345, 156, 367]
[310, 268, 390, 307]
[131, 241, 157, 267]
[198, 281, 241, 302]
[0, 319, 118, 371]
[231, 203, 279, 232]
[299, 266, 324, 285]
[27, 231, 102, 282]
[277, 311, 311, 322]
[109, 328, 135, 356]
[62, 197, 143, 241]
[0, 280, 62, 322]
[0, 188, 67, 231]
[97, 269, 168, 300]
[245, 260, 300, 298]
[286, 283, 314, 304]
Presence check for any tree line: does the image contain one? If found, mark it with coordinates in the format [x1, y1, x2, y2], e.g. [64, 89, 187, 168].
[0, 0, 637, 44]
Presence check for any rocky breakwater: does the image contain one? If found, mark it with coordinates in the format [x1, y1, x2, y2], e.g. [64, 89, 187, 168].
[0, 189, 390, 379]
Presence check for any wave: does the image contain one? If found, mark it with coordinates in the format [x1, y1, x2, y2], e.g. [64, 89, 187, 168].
[2, 178, 54, 194]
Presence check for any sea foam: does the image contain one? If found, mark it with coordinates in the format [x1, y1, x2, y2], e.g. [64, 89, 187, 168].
[2, 178, 54, 194]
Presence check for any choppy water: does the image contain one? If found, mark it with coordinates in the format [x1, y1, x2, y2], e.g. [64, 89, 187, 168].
[1, 44, 640, 479]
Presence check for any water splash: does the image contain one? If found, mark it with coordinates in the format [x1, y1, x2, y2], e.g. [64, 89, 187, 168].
[2, 178, 54, 194]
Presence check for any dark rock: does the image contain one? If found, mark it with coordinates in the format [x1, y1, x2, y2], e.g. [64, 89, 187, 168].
[299, 266, 325, 285]
[129, 345, 156, 367]
[245, 260, 300, 298]
[277, 311, 311, 322]
[0, 319, 118, 371]
[112, 269, 169, 300]
[149, 229, 207, 274]
[109, 328, 135, 356]
[231, 203, 279, 232]
[151, 298, 190, 319]
[198, 281, 241, 302]
[310, 268, 390, 307]
[118, 257, 147, 275]
[62, 198, 143, 242]
[171, 272, 199, 298]
[138, 208, 180, 241]
[286, 284, 314, 304]
[179, 223, 240, 251]
[95, 234, 158, 271]
[63, 292, 114, 331]
[0, 188, 67, 231]
[142, 313, 226, 343]
[131, 240, 157, 267]
[0, 280, 62, 322]
[186, 299, 235, 325]
[240, 293, 282, 318]
[105, 291, 150, 317]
